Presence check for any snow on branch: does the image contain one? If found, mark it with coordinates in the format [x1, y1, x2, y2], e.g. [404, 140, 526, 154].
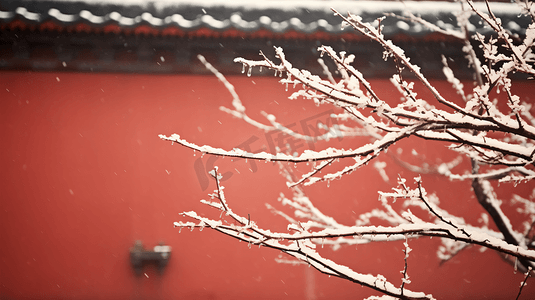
[162, 0, 535, 298]
[175, 169, 535, 298]
[175, 169, 436, 299]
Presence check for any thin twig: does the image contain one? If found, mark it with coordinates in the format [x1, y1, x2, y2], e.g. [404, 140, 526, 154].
[516, 266, 532, 300]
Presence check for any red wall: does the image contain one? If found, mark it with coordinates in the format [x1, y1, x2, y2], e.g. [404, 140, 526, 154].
[1, 71, 534, 299]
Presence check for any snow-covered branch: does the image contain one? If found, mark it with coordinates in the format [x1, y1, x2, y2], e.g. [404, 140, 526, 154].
[162, 1, 535, 298]
[176, 169, 434, 300]
[176, 169, 535, 298]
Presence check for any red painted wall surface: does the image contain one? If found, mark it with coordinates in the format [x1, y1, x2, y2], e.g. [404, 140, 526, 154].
[1, 71, 534, 299]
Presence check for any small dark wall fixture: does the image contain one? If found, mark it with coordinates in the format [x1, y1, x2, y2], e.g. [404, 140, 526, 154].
[130, 240, 171, 276]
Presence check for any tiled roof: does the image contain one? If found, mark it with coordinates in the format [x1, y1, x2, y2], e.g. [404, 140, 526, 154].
[0, 1, 531, 76]
[0, 0, 530, 39]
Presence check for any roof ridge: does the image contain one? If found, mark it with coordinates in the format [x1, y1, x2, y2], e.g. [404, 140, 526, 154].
[0, 1, 530, 35]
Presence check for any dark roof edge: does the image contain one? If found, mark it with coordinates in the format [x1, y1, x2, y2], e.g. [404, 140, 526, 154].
[0, 0, 531, 37]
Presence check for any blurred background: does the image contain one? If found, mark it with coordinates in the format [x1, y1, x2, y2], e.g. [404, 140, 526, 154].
[1, 1, 534, 299]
